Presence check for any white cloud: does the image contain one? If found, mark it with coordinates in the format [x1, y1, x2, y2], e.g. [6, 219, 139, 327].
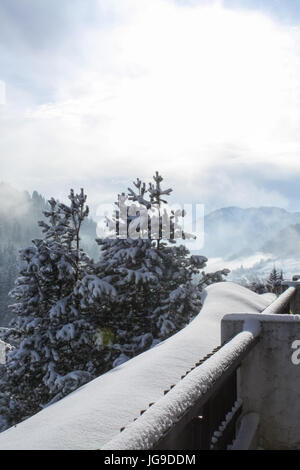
[1, 0, 300, 211]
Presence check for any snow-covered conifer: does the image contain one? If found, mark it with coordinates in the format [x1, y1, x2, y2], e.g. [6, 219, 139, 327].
[267, 267, 284, 295]
[0, 189, 111, 429]
[94, 172, 229, 369]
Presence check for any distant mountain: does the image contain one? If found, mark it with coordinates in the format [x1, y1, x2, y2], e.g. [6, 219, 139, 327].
[229, 255, 300, 285]
[0, 183, 48, 250]
[0, 182, 98, 255]
[203, 206, 300, 260]
[261, 223, 300, 257]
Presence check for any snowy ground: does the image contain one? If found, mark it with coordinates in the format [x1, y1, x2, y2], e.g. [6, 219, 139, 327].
[0, 282, 276, 450]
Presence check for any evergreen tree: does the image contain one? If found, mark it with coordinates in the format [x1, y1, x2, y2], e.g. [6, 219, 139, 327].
[0, 185, 98, 326]
[240, 269, 284, 296]
[267, 267, 284, 295]
[93, 172, 229, 370]
[94, 191, 164, 368]
[0, 189, 114, 429]
[240, 276, 269, 294]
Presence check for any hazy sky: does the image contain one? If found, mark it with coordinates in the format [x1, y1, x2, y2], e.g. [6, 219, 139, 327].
[1, 0, 300, 214]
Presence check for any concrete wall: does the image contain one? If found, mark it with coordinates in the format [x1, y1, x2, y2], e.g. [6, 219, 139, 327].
[222, 313, 300, 450]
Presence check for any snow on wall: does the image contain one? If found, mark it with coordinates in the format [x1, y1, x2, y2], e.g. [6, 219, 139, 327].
[102, 329, 258, 450]
[0, 282, 275, 450]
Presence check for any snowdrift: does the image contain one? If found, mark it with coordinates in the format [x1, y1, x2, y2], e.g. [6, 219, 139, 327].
[0, 282, 276, 450]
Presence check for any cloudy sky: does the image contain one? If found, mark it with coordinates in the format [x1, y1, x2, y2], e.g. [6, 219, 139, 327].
[1, 0, 300, 214]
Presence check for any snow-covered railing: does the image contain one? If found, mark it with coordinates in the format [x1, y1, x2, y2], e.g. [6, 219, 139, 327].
[262, 286, 296, 315]
[261, 276, 300, 316]
[102, 319, 260, 450]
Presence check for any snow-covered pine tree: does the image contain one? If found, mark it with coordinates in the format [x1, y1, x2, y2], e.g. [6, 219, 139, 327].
[240, 276, 269, 294]
[147, 175, 230, 339]
[93, 172, 229, 370]
[0, 189, 113, 430]
[267, 267, 284, 295]
[94, 188, 164, 369]
[240, 269, 285, 296]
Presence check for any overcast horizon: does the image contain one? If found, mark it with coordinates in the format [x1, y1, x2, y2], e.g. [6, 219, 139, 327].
[2, 0, 300, 214]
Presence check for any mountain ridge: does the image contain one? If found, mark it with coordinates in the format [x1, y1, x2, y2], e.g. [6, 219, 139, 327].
[203, 205, 300, 259]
